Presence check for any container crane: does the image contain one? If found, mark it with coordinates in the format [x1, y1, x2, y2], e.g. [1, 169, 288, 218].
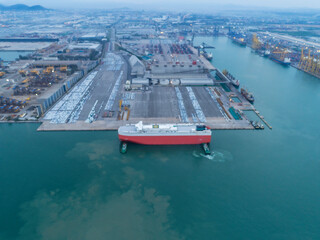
[193, 42, 215, 57]
[252, 34, 262, 50]
[298, 48, 320, 77]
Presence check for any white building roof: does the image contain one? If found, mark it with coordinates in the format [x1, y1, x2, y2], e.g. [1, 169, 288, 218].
[129, 55, 144, 68]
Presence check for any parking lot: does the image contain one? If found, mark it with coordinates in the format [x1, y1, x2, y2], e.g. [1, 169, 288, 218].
[44, 53, 127, 123]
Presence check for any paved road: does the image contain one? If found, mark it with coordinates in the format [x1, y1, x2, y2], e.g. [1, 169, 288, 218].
[267, 32, 320, 48]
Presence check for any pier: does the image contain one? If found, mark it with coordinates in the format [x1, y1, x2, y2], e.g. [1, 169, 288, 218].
[254, 110, 272, 130]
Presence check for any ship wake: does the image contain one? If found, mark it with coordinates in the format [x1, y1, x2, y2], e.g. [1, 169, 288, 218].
[192, 150, 233, 162]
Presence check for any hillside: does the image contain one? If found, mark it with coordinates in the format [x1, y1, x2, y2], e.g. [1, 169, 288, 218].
[0, 4, 48, 11]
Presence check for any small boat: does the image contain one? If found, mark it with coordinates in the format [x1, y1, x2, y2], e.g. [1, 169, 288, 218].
[120, 141, 128, 154]
[202, 143, 211, 155]
[250, 121, 264, 129]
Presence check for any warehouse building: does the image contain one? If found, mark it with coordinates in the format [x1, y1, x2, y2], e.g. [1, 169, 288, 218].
[129, 55, 145, 77]
[37, 71, 84, 115]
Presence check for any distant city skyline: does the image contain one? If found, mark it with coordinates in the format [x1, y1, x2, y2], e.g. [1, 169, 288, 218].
[0, 0, 320, 11]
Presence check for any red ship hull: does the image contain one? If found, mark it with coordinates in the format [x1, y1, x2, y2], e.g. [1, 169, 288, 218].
[118, 134, 211, 145]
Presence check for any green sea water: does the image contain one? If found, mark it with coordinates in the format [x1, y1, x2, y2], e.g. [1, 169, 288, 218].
[1, 37, 320, 239]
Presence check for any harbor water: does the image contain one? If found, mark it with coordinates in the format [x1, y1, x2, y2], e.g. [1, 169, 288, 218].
[0, 51, 33, 62]
[1, 37, 320, 239]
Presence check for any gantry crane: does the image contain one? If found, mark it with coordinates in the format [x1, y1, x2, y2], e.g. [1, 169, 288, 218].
[272, 48, 290, 61]
[252, 34, 262, 50]
[193, 42, 215, 57]
[299, 48, 320, 76]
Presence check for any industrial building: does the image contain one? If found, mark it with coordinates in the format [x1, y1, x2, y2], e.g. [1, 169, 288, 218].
[78, 33, 107, 42]
[37, 71, 84, 115]
[31, 60, 81, 70]
[129, 55, 145, 77]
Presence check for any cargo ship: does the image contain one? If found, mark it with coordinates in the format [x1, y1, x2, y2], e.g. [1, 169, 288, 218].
[203, 51, 213, 61]
[118, 121, 211, 145]
[232, 37, 247, 47]
[222, 69, 240, 88]
[270, 56, 291, 66]
[241, 88, 254, 103]
[264, 50, 271, 57]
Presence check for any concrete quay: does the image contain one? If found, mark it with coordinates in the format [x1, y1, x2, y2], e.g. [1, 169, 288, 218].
[37, 117, 253, 131]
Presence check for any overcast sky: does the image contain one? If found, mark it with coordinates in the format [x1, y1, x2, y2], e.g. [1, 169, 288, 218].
[1, 0, 319, 10]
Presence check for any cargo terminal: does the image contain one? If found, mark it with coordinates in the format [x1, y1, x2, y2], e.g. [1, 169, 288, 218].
[0, 10, 272, 130]
[37, 39, 267, 131]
